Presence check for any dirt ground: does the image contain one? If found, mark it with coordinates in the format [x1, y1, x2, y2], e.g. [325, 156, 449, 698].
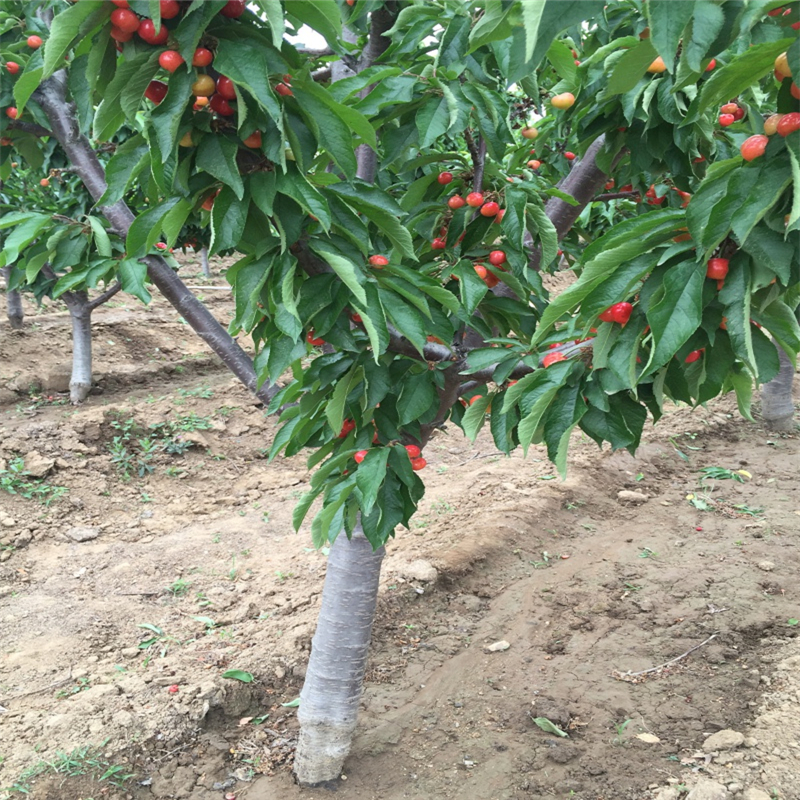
[1, 256, 799, 800]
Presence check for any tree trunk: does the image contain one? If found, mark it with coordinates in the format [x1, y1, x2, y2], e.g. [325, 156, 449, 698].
[761, 344, 796, 431]
[199, 246, 210, 278]
[2, 266, 24, 329]
[68, 302, 93, 404]
[294, 523, 385, 786]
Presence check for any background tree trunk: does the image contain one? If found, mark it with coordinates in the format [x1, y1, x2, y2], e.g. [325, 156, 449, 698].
[2, 266, 24, 329]
[761, 345, 796, 431]
[294, 522, 385, 786]
[199, 246, 210, 278]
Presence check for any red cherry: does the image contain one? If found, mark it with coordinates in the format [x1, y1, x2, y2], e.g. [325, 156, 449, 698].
[488, 250, 506, 267]
[158, 50, 184, 72]
[307, 330, 325, 346]
[216, 76, 237, 100]
[740, 134, 769, 161]
[410, 457, 427, 471]
[564, 151, 575, 160]
[431, 238, 447, 250]
[243, 130, 262, 148]
[732, 107, 745, 121]
[283, 74, 293, 84]
[160, 0, 181, 19]
[718, 113, 735, 127]
[138, 19, 169, 45]
[110, 0, 129, 6]
[776, 112, 800, 137]
[684, 349, 704, 364]
[168, 684, 180, 694]
[275, 83, 293, 97]
[448, 195, 465, 209]
[369, 255, 389, 267]
[354, 450, 368, 464]
[480, 201, 500, 217]
[144, 80, 168, 104]
[192, 47, 213, 67]
[6, 61, 20, 74]
[110, 26, 133, 42]
[220, 0, 245, 17]
[437, 171, 453, 185]
[27, 35, 43, 49]
[111, 8, 140, 32]
[474, 264, 488, 281]
[405, 444, 421, 458]
[705, 59, 716, 71]
[201, 189, 219, 211]
[466, 192, 484, 207]
[494, 209, 505, 224]
[350, 312, 362, 323]
[706, 258, 729, 280]
[720, 102, 739, 114]
[484, 271, 499, 288]
[209, 94, 235, 116]
[767, 6, 784, 15]
[543, 352, 567, 367]
[338, 419, 356, 438]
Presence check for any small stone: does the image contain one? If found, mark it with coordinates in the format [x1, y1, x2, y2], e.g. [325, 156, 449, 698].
[655, 789, 680, 800]
[66, 526, 100, 542]
[42, 366, 72, 393]
[617, 490, 649, 505]
[686, 778, 730, 800]
[1, 518, 15, 528]
[756, 561, 774, 572]
[400, 559, 438, 583]
[742, 790, 771, 800]
[23, 451, 56, 478]
[703, 729, 745, 752]
[485, 640, 511, 652]
[636, 733, 661, 743]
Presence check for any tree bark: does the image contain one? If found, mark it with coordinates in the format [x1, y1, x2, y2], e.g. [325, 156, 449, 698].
[33, 71, 279, 407]
[761, 344, 796, 431]
[294, 522, 385, 786]
[2, 266, 24, 329]
[199, 246, 210, 279]
[66, 297, 93, 405]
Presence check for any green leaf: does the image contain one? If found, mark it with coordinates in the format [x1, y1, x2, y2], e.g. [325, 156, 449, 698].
[682, 0, 725, 72]
[94, 51, 158, 140]
[533, 717, 569, 738]
[213, 36, 283, 126]
[13, 49, 44, 117]
[383, 293, 428, 355]
[517, 363, 572, 454]
[521, 0, 546, 62]
[546, 39, 578, 82]
[275, 169, 331, 231]
[356, 447, 390, 517]
[528, 201, 558, 269]
[210, 187, 249, 255]
[416, 95, 451, 149]
[324, 362, 360, 435]
[98, 135, 150, 205]
[604, 39, 658, 96]
[196, 135, 244, 199]
[150, 68, 193, 162]
[250, 171, 277, 218]
[741, 225, 794, 285]
[255, 0, 284, 48]
[310, 246, 366, 305]
[461, 394, 491, 441]
[281, 697, 301, 707]
[126, 199, 180, 258]
[646, 261, 706, 372]
[398, 372, 436, 425]
[86, 216, 111, 258]
[646, 0, 696, 68]
[43, 0, 108, 79]
[117, 257, 152, 304]
[1, 214, 51, 263]
[222, 670, 254, 683]
[284, 0, 342, 51]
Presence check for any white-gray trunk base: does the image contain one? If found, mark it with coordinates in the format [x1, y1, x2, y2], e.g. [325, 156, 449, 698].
[2, 266, 23, 329]
[69, 307, 93, 405]
[761, 345, 796, 431]
[294, 525, 385, 786]
[199, 246, 210, 278]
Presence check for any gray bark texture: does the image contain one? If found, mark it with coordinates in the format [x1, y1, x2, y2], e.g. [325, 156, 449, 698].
[2, 266, 24, 329]
[761, 344, 796, 431]
[33, 71, 279, 407]
[294, 524, 385, 786]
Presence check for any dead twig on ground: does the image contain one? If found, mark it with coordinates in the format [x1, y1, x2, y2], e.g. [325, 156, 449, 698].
[611, 632, 719, 683]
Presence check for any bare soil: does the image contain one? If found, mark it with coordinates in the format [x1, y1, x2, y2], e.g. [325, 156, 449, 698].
[1, 260, 799, 800]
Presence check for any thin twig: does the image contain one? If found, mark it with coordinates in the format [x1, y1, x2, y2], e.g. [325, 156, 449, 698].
[612, 633, 719, 681]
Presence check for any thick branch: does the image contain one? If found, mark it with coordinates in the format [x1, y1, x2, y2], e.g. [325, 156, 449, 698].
[8, 120, 52, 138]
[593, 190, 640, 202]
[34, 71, 279, 406]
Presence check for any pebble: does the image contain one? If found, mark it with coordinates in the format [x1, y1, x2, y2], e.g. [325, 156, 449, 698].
[617, 490, 649, 505]
[485, 640, 510, 652]
[742, 790, 771, 800]
[399, 559, 438, 583]
[756, 561, 774, 572]
[703, 729, 745, 752]
[685, 778, 730, 800]
[65, 526, 101, 542]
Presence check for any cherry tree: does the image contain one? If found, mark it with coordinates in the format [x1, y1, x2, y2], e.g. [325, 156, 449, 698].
[1, 0, 798, 785]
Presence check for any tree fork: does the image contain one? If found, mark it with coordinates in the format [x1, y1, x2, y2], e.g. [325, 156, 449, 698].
[33, 71, 278, 407]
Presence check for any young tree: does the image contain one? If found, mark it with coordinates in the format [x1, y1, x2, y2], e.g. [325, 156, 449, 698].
[1, 0, 798, 785]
